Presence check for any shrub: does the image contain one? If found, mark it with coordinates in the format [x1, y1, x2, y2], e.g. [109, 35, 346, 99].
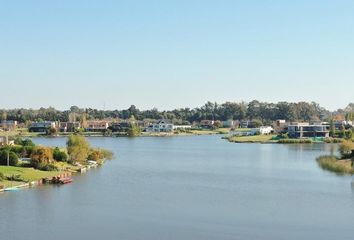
[39, 164, 59, 171]
[127, 123, 141, 137]
[0, 172, 5, 181]
[53, 147, 68, 162]
[0, 150, 19, 166]
[101, 149, 113, 160]
[14, 138, 35, 147]
[7, 174, 25, 182]
[278, 138, 313, 144]
[339, 140, 354, 159]
[88, 149, 104, 161]
[316, 156, 354, 175]
[46, 127, 58, 136]
[323, 138, 343, 143]
[88, 148, 114, 162]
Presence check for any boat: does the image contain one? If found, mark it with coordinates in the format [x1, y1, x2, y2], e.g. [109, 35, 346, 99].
[49, 176, 73, 185]
[59, 178, 73, 184]
[4, 187, 20, 192]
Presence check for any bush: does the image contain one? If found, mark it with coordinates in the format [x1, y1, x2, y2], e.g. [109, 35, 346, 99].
[101, 149, 113, 160]
[46, 127, 58, 136]
[88, 149, 104, 161]
[339, 140, 354, 159]
[0, 150, 19, 166]
[30, 146, 54, 169]
[0, 172, 5, 181]
[14, 138, 35, 147]
[53, 147, 68, 162]
[88, 148, 114, 162]
[323, 138, 343, 143]
[316, 156, 354, 174]
[278, 138, 313, 144]
[127, 123, 141, 137]
[7, 174, 25, 182]
[39, 164, 59, 171]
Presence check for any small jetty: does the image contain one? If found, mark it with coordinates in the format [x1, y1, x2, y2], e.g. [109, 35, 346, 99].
[42, 172, 73, 185]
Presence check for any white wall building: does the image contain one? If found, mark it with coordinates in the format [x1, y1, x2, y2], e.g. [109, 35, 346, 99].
[258, 126, 274, 135]
[146, 120, 174, 132]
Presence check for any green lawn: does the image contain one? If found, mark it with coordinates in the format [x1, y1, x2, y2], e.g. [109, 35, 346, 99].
[228, 135, 277, 143]
[188, 128, 231, 135]
[0, 166, 62, 188]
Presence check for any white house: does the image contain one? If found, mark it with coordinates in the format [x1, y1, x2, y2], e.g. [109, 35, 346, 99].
[258, 126, 274, 135]
[146, 120, 174, 132]
[249, 126, 274, 135]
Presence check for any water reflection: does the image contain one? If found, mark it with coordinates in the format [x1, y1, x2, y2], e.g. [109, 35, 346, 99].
[1, 136, 354, 240]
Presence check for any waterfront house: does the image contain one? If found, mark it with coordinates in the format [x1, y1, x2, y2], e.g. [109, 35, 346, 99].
[240, 120, 250, 128]
[29, 121, 56, 132]
[110, 122, 130, 132]
[231, 126, 273, 136]
[85, 121, 109, 132]
[287, 123, 330, 138]
[258, 126, 274, 135]
[146, 120, 174, 132]
[0, 120, 18, 131]
[335, 120, 353, 130]
[222, 120, 235, 128]
[249, 126, 273, 135]
[59, 122, 81, 132]
[200, 120, 215, 129]
[272, 119, 287, 133]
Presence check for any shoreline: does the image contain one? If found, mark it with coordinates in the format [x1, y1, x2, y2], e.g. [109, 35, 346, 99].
[1, 129, 229, 138]
[0, 163, 100, 193]
[224, 135, 344, 144]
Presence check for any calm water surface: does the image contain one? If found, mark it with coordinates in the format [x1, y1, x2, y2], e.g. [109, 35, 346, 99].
[1, 136, 354, 240]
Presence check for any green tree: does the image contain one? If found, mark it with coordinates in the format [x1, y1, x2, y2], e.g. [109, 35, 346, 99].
[67, 135, 90, 163]
[339, 125, 346, 138]
[53, 147, 68, 162]
[127, 122, 141, 137]
[0, 150, 18, 166]
[14, 138, 35, 147]
[30, 146, 54, 169]
[46, 127, 58, 136]
[346, 129, 353, 140]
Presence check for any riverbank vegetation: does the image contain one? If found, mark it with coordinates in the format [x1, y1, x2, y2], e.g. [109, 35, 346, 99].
[226, 135, 277, 143]
[0, 136, 113, 189]
[316, 140, 354, 175]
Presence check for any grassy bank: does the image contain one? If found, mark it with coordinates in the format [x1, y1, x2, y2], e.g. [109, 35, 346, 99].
[226, 135, 277, 143]
[316, 156, 354, 175]
[278, 138, 313, 144]
[0, 166, 64, 188]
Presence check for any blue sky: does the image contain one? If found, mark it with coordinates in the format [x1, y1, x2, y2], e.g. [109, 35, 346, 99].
[0, 0, 353, 111]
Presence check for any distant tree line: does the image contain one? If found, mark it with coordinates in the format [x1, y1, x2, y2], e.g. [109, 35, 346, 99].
[1, 101, 354, 125]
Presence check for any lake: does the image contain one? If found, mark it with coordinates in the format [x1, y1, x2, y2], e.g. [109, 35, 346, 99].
[1, 135, 354, 240]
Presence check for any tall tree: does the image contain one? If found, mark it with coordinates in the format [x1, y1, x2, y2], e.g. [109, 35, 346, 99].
[67, 135, 90, 163]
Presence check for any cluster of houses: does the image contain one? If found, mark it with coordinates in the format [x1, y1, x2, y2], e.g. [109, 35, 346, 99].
[23, 119, 194, 133]
[231, 119, 354, 138]
[1, 118, 353, 138]
[0, 120, 18, 131]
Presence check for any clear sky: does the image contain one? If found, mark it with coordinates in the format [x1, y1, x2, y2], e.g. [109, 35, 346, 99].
[0, 0, 353, 111]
